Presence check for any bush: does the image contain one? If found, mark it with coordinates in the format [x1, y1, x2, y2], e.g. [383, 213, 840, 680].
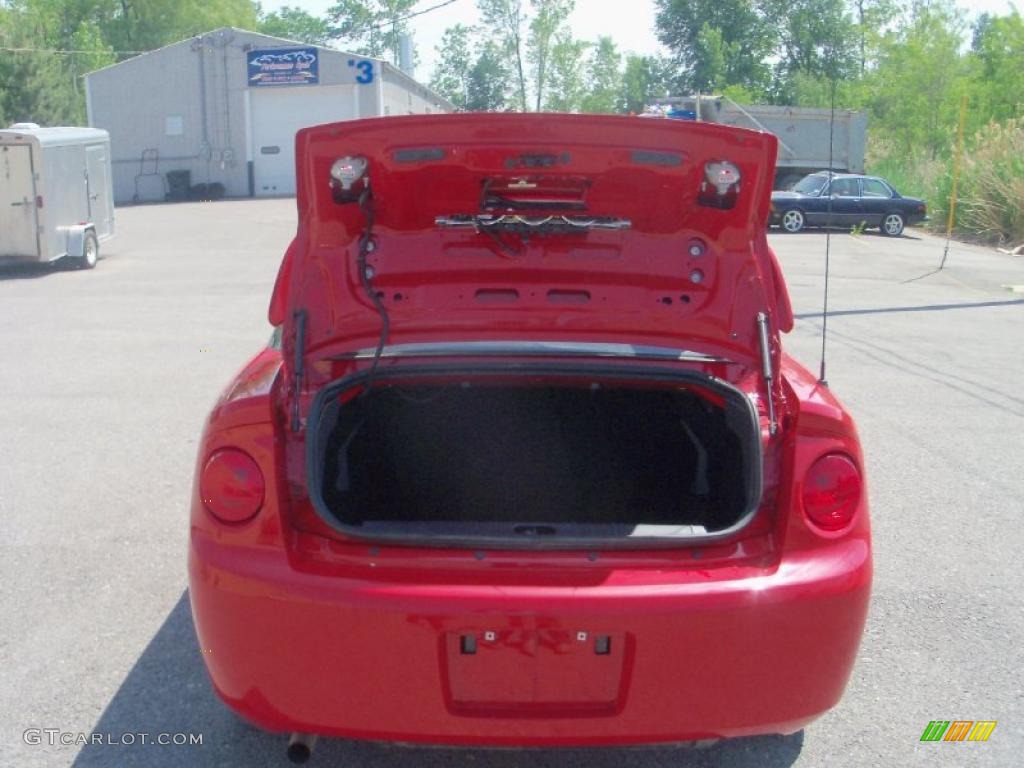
[956, 119, 1024, 244]
[867, 119, 1024, 245]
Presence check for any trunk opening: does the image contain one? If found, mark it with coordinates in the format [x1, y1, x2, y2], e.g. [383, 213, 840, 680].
[307, 367, 762, 547]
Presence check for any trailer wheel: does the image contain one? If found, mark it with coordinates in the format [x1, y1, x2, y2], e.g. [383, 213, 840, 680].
[77, 230, 99, 270]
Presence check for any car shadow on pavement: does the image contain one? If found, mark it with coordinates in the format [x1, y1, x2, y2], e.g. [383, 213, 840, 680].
[0, 262, 61, 280]
[73, 592, 804, 768]
[868, 231, 923, 241]
[775, 230, 923, 241]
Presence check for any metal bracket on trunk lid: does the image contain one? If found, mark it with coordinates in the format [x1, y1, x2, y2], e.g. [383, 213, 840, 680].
[435, 214, 631, 234]
[756, 312, 778, 436]
[291, 309, 307, 432]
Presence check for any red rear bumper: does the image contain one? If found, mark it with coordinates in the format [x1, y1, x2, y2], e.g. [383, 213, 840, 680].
[189, 532, 870, 746]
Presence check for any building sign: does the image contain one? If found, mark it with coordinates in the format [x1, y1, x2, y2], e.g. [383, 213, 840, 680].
[247, 47, 319, 87]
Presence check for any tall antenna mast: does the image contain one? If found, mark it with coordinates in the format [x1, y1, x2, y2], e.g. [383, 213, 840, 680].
[819, 78, 837, 386]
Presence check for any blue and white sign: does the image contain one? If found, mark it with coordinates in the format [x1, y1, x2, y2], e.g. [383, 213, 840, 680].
[247, 47, 319, 87]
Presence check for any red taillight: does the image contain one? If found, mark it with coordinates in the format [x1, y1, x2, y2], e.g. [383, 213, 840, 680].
[802, 453, 861, 532]
[200, 448, 265, 523]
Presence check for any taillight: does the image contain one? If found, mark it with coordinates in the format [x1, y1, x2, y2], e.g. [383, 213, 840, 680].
[330, 155, 368, 190]
[330, 155, 368, 203]
[200, 448, 265, 523]
[802, 453, 861, 532]
[698, 160, 740, 209]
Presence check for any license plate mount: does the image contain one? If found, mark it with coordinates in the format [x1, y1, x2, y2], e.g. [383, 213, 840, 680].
[442, 626, 629, 716]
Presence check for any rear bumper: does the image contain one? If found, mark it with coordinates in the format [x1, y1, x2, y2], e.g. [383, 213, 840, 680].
[189, 534, 871, 746]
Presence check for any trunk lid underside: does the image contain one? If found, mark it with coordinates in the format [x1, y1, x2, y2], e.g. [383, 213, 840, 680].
[275, 113, 792, 375]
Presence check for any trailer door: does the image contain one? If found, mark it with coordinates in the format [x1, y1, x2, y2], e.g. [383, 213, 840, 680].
[0, 144, 40, 259]
[85, 145, 112, 237]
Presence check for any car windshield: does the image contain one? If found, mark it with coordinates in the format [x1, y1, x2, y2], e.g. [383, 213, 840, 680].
[793, 174, 829, 195]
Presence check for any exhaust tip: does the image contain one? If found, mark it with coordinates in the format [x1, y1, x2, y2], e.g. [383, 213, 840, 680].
[286, 733, 317, 764]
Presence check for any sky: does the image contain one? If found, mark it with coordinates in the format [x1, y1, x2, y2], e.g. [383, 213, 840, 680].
[263, 0, 1020, 83]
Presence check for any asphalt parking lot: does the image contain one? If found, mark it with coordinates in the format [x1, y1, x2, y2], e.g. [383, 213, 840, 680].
[1, 199, 1022, 768]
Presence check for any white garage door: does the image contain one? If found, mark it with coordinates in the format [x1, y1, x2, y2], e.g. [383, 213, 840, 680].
[250, 85, 358, 196]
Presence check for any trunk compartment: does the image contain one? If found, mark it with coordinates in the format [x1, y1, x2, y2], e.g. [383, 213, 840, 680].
[307, 366, 762, 547]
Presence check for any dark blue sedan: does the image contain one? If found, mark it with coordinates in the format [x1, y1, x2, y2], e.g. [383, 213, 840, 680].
[770, 172, 928, 236]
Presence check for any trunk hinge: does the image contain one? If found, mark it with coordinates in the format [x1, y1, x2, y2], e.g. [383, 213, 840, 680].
[291, 309, 307, 432]
[756, 311, 778, 436]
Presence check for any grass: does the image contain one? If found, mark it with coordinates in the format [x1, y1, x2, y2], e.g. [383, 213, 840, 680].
[866, 119, 1024, 246]
[956, 120, 1024, 244]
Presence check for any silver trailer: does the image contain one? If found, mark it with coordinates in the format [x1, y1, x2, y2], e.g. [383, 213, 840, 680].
[650, 96, 868, 189]
[0, 124, 114, 269]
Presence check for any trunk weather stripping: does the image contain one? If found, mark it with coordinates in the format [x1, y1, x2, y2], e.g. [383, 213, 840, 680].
[330, 341, 730, 364]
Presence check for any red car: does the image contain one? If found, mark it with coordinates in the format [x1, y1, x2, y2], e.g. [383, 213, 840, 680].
[189, 114, 871, 763]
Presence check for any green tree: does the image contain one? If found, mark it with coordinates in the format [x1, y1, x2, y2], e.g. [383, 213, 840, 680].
[619, 53, 672, 113]
[68, 17, 115, 97]
[466, 39, 511, 110]
[544, 32, 588, 111]
[527, 0, 573, 111]
[852, 0, 900, 74]
[477, 0, 527, 110]
[761, 0, 857, 102]
[654, 0, 772, 95]
[0, 0, 115, 125]
[258, 5, 331, 45]
[969, 9, 1024, 122]
[1, 0, 266, 126]
[107, 0, 259, 51]
[784, 69, 865, 108]
[580, 36, 621, 114]
[430, 23, 475, 109]
[326, 0, 416, 63]
[868, 0, 970, 158]
[692, 22, 728, 92]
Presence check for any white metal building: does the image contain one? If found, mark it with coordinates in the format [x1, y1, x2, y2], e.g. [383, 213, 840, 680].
[84, 28, 453, 203]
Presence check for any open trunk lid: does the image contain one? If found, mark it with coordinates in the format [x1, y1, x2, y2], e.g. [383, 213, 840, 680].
[271, 113, 793, 377]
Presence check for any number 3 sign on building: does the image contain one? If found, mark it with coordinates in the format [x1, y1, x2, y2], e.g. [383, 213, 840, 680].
[348, 59, 374, 84]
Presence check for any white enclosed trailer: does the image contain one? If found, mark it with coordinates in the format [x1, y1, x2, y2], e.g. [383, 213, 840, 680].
[0, 124, 114, 269]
